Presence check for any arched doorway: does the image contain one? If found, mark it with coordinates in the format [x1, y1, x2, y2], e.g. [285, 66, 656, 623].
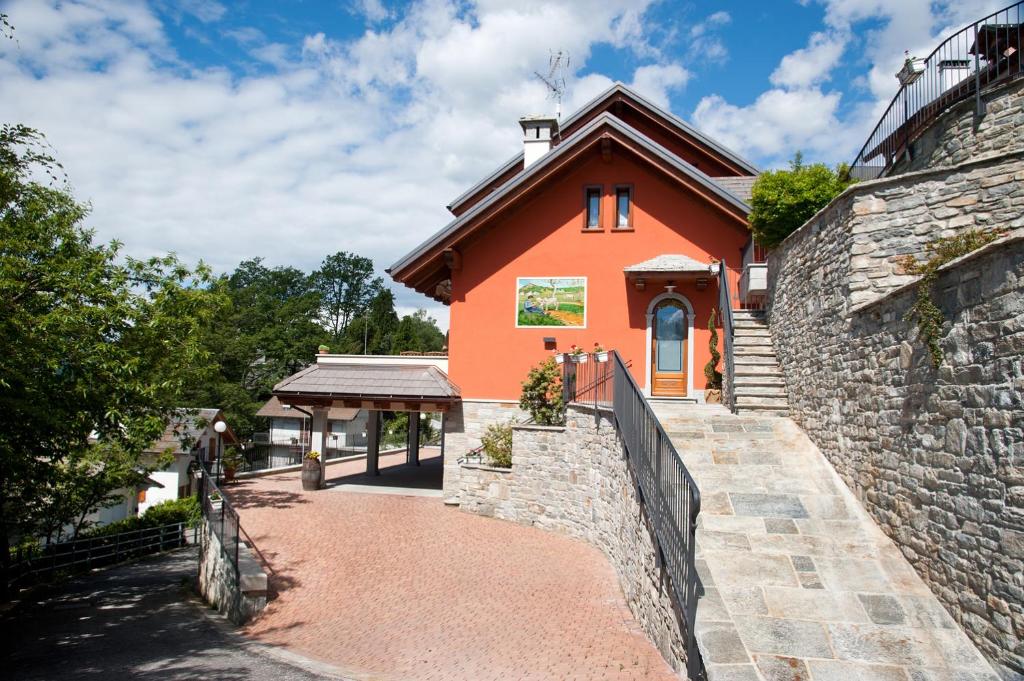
[645, 293, 694, 398]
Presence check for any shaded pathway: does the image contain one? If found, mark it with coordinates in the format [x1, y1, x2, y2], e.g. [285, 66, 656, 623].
[229, 463, 679, 681]
[1, 547, 331, 680]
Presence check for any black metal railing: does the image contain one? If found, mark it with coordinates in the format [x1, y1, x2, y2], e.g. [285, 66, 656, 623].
[718, 259, 737, 413]
[7, 522, 192, 592]
[198, 462, 242, 582]
[609, 351, 703, 678]
[851, 2, 1024, 178]
[561, 354, 614, 410]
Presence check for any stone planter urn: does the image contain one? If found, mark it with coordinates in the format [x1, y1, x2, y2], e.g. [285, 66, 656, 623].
[301, 455, 322, 491]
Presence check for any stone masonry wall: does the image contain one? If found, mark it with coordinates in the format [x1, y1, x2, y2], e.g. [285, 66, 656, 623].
[197, 518, 269, 625]
[890, 79, 1024, 176]
[456, 405, 690, 675]
[767, 145, 1024, 677]
[442, 399, 526, 500]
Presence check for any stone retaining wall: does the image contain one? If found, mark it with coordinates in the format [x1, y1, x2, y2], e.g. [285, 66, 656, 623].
[456, 405, 690, 674]
[890, 78, 1024, 176]
[767, 144, 1024, 678]
[197, 518, 269, 625]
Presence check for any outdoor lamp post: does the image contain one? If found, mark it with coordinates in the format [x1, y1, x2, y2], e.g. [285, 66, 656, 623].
[214, 420, 227, 484]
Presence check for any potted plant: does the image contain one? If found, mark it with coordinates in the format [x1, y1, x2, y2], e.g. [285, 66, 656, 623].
[896, 51, 926, 86]
[593, 342, 609, 362]
[704, 309, 723, 403]
[569, 344, 588, 363]
[553, 349, 565, 365]
[222, 446, 244, 483]
[208, 490, 223, 512]
[318, 344, 330, 354]
[301, 450, 322, 491]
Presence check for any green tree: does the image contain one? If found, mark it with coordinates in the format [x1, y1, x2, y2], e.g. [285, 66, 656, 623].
[313, 251, 382, 342]
[392, 309, 445, 353]
[748, 152, 853, 248]
[0, 125, 222, 586]
[343, 288, 399, 354]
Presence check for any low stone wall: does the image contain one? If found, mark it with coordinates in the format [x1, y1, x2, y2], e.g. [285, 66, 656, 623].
[197, 518, 269, 625]
[456, 405, 689, 674]
[768, 158, 1024, 681]
[890, 78, 1024, 175]
[442, 399, 527, 500]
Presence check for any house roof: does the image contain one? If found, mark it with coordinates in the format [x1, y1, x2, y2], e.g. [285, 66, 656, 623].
[389, 112, 752, 301]
[146, 408, 237, 455]
[273, 364, 461, 402]
[711, 176, 757, 202]
[446, 82, 759, 214]
[623, 254, 715, 275]
[257, 396, 360, 421]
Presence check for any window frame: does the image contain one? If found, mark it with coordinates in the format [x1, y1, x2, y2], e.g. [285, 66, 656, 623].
[613, 184, 634, 230]
[582, 185, 603, 231]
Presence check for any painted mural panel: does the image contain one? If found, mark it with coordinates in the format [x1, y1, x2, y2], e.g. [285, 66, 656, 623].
[515, 277, 587, 328]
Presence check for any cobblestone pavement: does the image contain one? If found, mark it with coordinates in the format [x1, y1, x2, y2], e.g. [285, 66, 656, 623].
[652, 403, 1000, 681]
[2, 547, 330, 680]
[227, 452, 678, 681]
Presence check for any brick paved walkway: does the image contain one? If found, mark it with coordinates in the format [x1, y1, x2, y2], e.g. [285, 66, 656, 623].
[227, 453, 678, 681]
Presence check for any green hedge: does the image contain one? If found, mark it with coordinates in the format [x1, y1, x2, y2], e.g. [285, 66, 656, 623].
[77, 496, 201, 539]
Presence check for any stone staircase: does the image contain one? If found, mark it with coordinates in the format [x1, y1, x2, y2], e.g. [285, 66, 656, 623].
[732, 310, 789, 416]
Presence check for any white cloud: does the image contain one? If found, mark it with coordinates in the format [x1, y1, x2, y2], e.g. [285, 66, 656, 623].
[0, 0, 667, 329]
[688, 10, 731, 63]
[353, 0, 392, 24]
[690, 0, 1011, 168]
[770, 32, 847, 88]
[630, 63, 691, 108]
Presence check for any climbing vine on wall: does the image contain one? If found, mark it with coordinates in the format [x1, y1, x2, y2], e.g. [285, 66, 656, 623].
[897, 228, 1008, 368]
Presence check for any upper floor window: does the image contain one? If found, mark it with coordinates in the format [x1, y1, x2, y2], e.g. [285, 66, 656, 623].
[615, 186, 633, 229]
[584, 186, 602, 230]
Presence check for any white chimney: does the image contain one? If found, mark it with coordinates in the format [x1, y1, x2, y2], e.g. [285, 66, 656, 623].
[519, 116, 559, 168]
[938, 59, 971, 91]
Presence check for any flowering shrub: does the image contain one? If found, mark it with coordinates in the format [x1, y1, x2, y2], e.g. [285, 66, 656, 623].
[519, 357, 565, 426]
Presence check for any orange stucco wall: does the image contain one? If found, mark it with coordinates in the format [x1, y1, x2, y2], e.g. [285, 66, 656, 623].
[448, 151, 747, 400]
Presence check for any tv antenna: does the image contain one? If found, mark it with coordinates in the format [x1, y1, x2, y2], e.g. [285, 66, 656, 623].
[534, 50, 570, 120]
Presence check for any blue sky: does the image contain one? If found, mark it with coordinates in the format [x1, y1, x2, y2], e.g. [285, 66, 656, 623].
[0, 0, 1008, 328]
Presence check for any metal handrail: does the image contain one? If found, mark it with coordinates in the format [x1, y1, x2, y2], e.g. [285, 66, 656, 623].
[851, 1, 1024, 178]
[718, 259, 737, 413]
[609, 350, 703, 678]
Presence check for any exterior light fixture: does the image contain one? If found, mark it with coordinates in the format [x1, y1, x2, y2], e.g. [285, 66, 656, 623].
[696, 277, 709, 291]
[635, 278, 646, 291]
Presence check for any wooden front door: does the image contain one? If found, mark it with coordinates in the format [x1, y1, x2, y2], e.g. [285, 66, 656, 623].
[651, 299, 687, 397]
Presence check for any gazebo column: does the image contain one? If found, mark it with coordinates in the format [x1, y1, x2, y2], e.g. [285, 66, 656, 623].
[407, 411, 421, 466]
[366, 410, 381, 476]
[312, 406, 330, 489]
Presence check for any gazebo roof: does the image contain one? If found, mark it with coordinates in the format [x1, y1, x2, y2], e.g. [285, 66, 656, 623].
[273, 363, 460, 411]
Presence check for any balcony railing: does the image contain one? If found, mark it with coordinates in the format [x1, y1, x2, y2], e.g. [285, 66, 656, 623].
[851, 2, 1024, 179]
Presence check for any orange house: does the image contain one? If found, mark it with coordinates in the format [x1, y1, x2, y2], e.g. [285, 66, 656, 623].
[389, 84, 759, 475]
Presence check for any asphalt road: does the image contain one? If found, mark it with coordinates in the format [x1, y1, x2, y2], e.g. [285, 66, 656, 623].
[1, 546, 334, 680]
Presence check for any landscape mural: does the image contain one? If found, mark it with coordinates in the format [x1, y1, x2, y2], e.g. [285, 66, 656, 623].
[516, 277, 587, 327]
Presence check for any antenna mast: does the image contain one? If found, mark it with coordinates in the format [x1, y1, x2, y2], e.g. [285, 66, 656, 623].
[534, 50, 570, 120]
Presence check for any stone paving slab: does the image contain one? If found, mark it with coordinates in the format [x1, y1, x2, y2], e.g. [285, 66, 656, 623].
[651, 403, 1000, 681]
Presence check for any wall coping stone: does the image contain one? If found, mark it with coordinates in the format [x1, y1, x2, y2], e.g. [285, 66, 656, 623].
[459, 462, 513, 474]
[774, 149, 1024, 252]
[849, 230, 1024, 315]
[567, 402, 615, 415]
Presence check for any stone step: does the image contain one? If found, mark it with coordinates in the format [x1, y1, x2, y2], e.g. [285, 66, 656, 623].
[735, 405, 789, 417]
[736, 394, 790, 407]
[735, 385, 789, 397]
[733, 335, 773, 347]
[734, 375, 786, 388]
[734, 354, 780, 366]
[733, 317, 768, 327]
[734, 364, 783, 377]
[734, 346, 777, 357]
[733, 325, 771, 336]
